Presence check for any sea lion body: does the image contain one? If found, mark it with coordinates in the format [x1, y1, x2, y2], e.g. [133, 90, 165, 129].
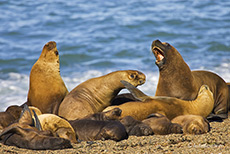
[27, 41, 68, 114]
[0, 105, 22, 131]
[142, 113, 182, 135]
[171, 115, 210, 134]
[38, 114, 77, 143]
[120, 116, 153, 136]
[152, 40, 229, 119]
[0, 105, 72, 150]
[103, 82, 214, 121]
[69, 120, 128, 141]
[58, 70, 145, 120]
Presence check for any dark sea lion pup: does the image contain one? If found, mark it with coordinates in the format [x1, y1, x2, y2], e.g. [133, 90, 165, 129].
[120, 116, 153, 136]
[0, 104, 72, 150]
[151, 39, 229, 120]
[26, 41, 69, 114]
[142, 113, 182, 135]
[0, 105, 22, 131]
[103, 80, 214, 121]
[58, 70, 146, 120]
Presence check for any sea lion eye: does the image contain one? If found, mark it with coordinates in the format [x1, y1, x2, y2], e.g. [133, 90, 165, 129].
[165, 43, 170, 47]
[55, 51, 59, 56]
[130, 74, 136, 79]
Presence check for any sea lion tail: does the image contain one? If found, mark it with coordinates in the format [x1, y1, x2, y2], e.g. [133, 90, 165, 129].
[120, 80, 148, 101]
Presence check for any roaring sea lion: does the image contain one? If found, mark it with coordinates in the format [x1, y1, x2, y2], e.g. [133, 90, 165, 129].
[120, 116, 153, 136]
[0, 105, 72, 150]
[171, 115, 210, 135]
[69, 119, 128, 141]
[26, 41, 69, 114]
[142, 113, 182, 135]
[58, 70, 146, 120]
[0, 105, 22, 131]
[103, 80, 214, 121]
[151, 39, 229, 119]
[37, 114, 77, 143]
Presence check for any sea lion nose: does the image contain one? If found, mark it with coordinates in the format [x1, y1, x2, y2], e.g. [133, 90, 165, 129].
[152, 40, 162, 48]
[139, 79, 145, 85]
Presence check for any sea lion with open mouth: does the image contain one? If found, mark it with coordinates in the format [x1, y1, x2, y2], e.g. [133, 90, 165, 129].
[151, 39, 229, 120]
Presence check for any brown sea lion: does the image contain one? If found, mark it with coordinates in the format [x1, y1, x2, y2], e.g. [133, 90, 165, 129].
[0, 105, 22, 131]
[120, 116, 153, 136]
[38, 114, 77, 143]
[58, 70, 146, 120]
[103, 80, 214, 121]
[26, 41, 69, 114]
[69, 119, 128, 141]
[0, 105, 72, 150]
[151, 39, 229, 119]
[171, 115, 210, 135]
[83, 108, 122, 121]
[142, 113, 182, 135]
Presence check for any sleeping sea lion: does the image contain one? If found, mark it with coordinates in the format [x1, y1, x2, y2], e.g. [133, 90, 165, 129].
[58, 70, 146, 120]
[0, 105, 22, 131]
[103, 80, 214, 121]
[171, 115, 210, 135]
[26, 41, 69, 114]
[37, 114, 77, 143]
[69, 120, 128, 141]
[0, 104, 72, 150]
[142, 113, 182, 135]
[83, 108, 122, 121]
[151, 39, 229, 119]
[120, 116, 153, 136]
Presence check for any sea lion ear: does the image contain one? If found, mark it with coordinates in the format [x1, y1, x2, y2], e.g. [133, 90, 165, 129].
[32, 110, 42, 131]
[120, 80, 148, 102]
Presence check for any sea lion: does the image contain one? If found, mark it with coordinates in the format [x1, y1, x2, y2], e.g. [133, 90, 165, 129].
[0, 105, 22, 131]
[142, 113, 182, 135]
[103, 80, 214, 121]
[151, 39, 229, 119]
[69, 119, 128, 141]
[58, 70, 146, 120]
[171, 115, 210, 135]
[83, 108, 122, 121]
[0, 105, 72, 150]
[38, 114, 77, 143]
[120, 116, 153, 136]
[26, 41, 69, 114]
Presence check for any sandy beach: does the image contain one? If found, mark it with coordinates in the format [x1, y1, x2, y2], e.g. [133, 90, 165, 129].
[1, 113, 229, 154]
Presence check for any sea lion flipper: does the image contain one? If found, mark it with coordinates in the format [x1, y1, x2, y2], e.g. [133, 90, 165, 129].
[19, 104, 33, 125]
[32, 110, 42, 131]
[120, 80, 148, 101]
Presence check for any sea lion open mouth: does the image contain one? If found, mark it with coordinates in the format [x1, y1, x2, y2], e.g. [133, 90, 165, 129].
[152, 46, 165, 63]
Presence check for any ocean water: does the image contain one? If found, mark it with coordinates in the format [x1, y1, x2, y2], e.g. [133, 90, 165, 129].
[0, 0, 230, 111]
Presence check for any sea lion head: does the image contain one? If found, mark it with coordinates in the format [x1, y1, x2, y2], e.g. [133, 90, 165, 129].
[122, 70, 146, 87]
[184, 117, 210, 135]
[151, 39, 181, 69]
[40, 41, 59, 63]
[198, 85, 213, 97]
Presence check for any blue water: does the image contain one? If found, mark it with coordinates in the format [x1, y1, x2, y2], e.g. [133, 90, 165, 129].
[0, 0, 230, 111]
